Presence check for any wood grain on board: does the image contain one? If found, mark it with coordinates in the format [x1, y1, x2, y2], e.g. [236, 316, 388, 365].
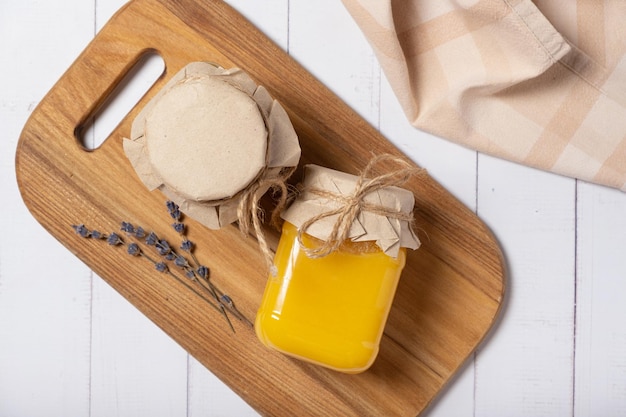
[15, 0, 505, 415]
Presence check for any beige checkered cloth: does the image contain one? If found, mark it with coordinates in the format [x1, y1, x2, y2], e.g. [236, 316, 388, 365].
[342, 0, 626, 191]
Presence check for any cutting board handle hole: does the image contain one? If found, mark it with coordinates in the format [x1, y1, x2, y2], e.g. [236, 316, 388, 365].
[78, 52, 165, 150]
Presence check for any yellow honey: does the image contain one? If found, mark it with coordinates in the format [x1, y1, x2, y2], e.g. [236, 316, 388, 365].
[255, 221, 406, 373]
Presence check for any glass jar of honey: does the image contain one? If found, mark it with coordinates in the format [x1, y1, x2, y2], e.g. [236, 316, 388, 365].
[255, 162, 420, 373]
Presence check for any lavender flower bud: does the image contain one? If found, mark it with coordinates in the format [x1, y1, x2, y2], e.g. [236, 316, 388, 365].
[107, 233, 123, 246]
[174, 256, 189, 268]
[197, 265, 209, 279]
[166, 201, 181, 221]
[127, 243, 141, 256]
[172, 222, 185, 234]
[170, 209, 181, 221]
[166, 200, 178, 213]
[155, 262, 168, 273]
[120, 222, 135, 233]
[180, 240, 193, 252]
[145, 232, 158, 246]
[134, 226, 146, 239]
[73, 224, 90, 238]
[220, 294, 233, 306]
[156, 239, 171, 256]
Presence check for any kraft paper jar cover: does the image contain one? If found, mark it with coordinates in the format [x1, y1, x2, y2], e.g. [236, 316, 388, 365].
[124, 62, 301, 229]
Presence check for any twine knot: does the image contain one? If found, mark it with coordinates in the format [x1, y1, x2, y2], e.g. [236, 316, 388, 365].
[297, 154, 425, 259]
[237, 166, 295, 275]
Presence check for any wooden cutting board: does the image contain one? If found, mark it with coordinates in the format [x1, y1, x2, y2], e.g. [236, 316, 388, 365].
[15, 0, 506, 415]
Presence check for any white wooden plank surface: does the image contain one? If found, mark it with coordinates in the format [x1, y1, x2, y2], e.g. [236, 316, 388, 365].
[289, 0, 381, 128]
[2, 1, 626, 417]
[575, 183, 626, 416]
[475, 157, 577, 416]
[1, 2, 94, 417]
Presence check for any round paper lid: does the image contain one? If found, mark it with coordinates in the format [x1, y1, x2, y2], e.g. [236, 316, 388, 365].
[144, 75, 267, 201]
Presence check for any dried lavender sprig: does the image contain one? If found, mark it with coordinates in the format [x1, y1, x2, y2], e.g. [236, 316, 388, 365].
[169, 252, 235, 333]
[165, 202, 242, 330]
[182, 242, 205, 273]
[166, 202, 210, 288]
[73, 224, 226, 324]
[199, 279, 234, 333]
[120, 222, 147, 240]
[139, 231, 235, 332]
[167, 202, 202, 268]
[128, 244, 225, 316]
[134, 220, 236, 333]
[74, 201, 253, 333]
[194, 264, 250, 327]
[166, 201, 182, 221]
[72, 224, 102, 239]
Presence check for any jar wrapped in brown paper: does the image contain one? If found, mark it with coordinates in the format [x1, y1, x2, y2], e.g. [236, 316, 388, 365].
[123, 62, 301, 269]
[124, 62, 301, 231]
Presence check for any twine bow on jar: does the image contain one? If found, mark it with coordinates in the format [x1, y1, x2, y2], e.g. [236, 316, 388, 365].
[293, 154, 425, 259]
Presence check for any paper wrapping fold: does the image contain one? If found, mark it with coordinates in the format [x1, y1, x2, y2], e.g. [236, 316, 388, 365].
[123, 62, 301, 229]
[281, 165, 420, 258]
